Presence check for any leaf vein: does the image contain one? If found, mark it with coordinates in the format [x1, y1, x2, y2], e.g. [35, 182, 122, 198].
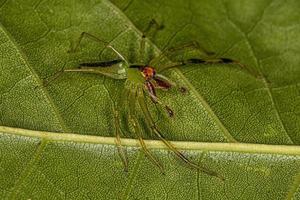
[0, 22, 70, 133]
[245, 0, 275, 35]
[8, 140, 47, 199]
[223, 8, 294, 144]
[285, 171, 300, 200]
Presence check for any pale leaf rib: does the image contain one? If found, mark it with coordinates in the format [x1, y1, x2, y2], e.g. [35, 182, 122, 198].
[1, 126, 300, 156]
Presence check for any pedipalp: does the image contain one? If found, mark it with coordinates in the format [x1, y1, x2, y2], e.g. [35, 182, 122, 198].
[144, 80, 174, 117]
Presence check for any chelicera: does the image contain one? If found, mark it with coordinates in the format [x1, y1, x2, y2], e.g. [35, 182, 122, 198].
[47, 20, 259, 180]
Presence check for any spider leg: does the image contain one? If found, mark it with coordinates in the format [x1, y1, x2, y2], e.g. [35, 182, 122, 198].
[140, 33, 146, 64]
[186, 58, 260, 78]
[140, 19, 164, 63]
[158, 57, 260, 79]
[41, 67, 65, 87]
[43, 33, 128, 85]
[130, 116, 165, 175]
[104, 83, 130, 172]
[42, 61, 126, 88]
[143, 19, 164, 35]
[150, 41, 213, 67]
[69, 32, 128, 64]
[137, 87, 223, 179]
[78, 59, 123, 68]
[125, 82, 165, 174]
[112, 103, 129, 172]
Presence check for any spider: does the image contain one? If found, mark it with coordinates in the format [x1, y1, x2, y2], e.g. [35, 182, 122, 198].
[47, 20, 258, 180]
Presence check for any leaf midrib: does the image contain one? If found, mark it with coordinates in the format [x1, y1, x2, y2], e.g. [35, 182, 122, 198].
[2, 125, 300, 156]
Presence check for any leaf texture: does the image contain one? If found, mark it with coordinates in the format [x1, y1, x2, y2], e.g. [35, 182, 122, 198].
[0, 0, 300, 199]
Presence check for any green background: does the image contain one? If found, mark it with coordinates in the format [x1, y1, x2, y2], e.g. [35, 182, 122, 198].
[0, 0, 300, 199]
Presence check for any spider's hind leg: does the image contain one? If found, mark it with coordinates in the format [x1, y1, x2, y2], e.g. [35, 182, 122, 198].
[112, 107, 129, 172]
[129, 116, 165, 174]
[104, 81, 129, 172]
[137, 87, 223, 180]
[126, 83, 165, 174]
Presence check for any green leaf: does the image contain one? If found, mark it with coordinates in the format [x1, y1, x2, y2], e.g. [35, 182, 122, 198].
[0, 0, 300, 199]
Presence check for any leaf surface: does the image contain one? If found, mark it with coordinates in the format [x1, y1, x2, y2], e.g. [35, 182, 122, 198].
[0, 0, 300, 199]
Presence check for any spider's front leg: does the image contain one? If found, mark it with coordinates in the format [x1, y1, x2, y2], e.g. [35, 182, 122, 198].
[69, 32, 128, 64]
[151, 41, 261, 79]
[185, 57, 261, 78]
[43, 34, 129, 87]
[160, 56, 261, 79]
[137, 87, 223, 180]
[139, 19, 164, 63]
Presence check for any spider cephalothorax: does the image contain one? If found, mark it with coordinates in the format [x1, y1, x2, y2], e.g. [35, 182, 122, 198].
[141, 66, 172, 89]
[135, 65, 175, 117]
[141, 66, 156, 80]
